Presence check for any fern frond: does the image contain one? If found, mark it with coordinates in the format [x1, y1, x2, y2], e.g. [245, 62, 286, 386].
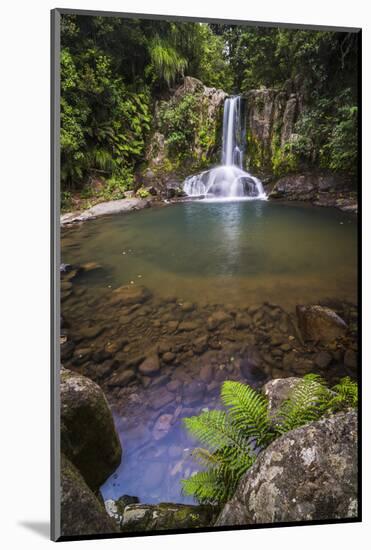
[181, 469, 227, 504]
[149, 35, 187, 86]
[181, 464, 247, 505]
[191, 447, 221, 468]
[328, 376, 358, 411]
[183, 410, 252, 456]
[220, 381, 273, 447]
[275, 374, 332, 434]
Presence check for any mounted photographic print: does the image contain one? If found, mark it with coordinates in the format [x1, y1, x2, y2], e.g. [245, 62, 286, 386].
[51, 8, 361, 541]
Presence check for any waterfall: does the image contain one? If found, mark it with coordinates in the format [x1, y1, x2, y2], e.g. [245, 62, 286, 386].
[183, 96, 266, 200]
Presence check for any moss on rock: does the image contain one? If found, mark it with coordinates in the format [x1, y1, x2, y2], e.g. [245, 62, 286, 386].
[60, 367, 122, 492]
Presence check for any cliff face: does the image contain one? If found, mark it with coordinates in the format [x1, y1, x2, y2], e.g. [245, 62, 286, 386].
[244, 87, 303, 179]
[142, 79, 305, 188]
[140, 77, 227, 191]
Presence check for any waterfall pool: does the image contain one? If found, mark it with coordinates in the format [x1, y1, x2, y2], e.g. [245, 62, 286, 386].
[62, 199, 357, 309]
[61, 199, 357, 506]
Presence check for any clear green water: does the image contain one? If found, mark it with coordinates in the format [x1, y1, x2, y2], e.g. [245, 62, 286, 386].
[62, 200, 357, 309]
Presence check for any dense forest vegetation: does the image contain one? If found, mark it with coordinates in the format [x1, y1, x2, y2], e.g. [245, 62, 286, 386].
[60, 15, 358, 209]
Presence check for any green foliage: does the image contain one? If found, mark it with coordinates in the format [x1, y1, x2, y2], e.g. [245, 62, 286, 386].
[224, 27, 358, 176]
[61, 190, 73, 212]
[271, 141, 299, 178]
[158, 93, 199, 156]
[148, 35, 187, 86]
[60, 15, 234, 192]
[60, 40, 151, 188]
[274, 374, 331, 434]
[182, 375, 358, 505]
[136, 187, 150, 198]
[293, 90, 358, 176]
[60, 15, 358, 193]
[220, 381, 274, 447]
[327, 376, 358, 412]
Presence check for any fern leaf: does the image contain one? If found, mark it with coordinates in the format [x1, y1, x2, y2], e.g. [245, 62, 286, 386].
[275, 374, 332, 434]
[183, 410, 253, 455]
[220, 381, 273, 446]
[328, 376, 358, 411]
[181, 469, 226, 504]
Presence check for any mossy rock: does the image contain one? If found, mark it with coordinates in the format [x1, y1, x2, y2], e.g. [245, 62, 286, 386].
[60, 367, 122, 492]
[120, 503, 218, 532]
[60, 454, 119, 537]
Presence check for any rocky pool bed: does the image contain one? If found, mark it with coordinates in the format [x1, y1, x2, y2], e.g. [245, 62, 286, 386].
[61, 262, 358, 507]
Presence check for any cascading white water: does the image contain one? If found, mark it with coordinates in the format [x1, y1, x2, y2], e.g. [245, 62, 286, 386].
[183, 96, 266, 199]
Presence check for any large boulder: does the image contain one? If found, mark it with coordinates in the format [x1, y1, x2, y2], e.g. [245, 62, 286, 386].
[296, 305, 347, 343]
[61, 454, 119, 537]
[269, 174, 323, 201]
[60, 198, 151, 226]
[216, 411, 358, 526]
[60, 367, 122, 491]
[120, 503, 218, 532]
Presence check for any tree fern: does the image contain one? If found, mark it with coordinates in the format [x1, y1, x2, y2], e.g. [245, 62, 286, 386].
[149, 35, 187, 86]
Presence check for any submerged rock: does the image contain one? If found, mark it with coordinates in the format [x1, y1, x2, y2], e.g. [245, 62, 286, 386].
[138, 354, 160, 376]
[111, 285, 151, 306]
[60, 367, 122, 491]
[207, 311, 231, 331]
[153, 413, 173, 441]
[61, 454, 119, 537]
[314, 350, 333, 368]
[193, 335, 209, 354]
[296, 305, 347, 342]
[216, 411, 358, 526]
[121, 503, 218, 532]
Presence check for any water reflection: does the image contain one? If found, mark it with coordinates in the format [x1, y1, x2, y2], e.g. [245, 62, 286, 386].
[61, 201, 357, 308]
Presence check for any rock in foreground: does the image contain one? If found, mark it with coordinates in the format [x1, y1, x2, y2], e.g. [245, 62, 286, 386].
[60, 367, 122, 491]
[120, 503, 218, 532]
[296, 305, 347, 342]
[61, 454, 119, 537]
[216, 411, 358, 526]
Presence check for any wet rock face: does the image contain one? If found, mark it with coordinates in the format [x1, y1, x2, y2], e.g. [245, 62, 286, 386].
[141, 76, 227, 195]
[245, 88, 299, 174]
[296, 305, 348, 343]
[60, 367, 122, 491]
[61, 454, 119, 537]
[269, 173, 357, 213]
[119, 503, 218, 532]
[216, 411, 358, 526]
